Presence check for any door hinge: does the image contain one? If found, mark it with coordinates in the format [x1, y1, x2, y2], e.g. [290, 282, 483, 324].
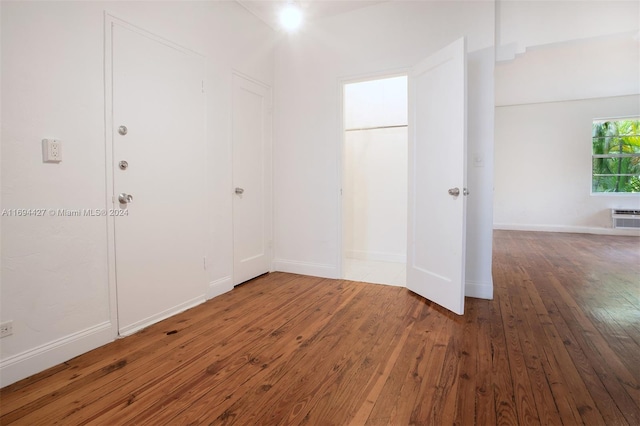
[203, 256, 207, 270]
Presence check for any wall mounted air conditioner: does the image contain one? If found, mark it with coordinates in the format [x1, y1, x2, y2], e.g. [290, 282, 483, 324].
[611, 209, 640, 229]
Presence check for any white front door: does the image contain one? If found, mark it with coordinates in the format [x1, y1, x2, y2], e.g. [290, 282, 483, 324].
[111, 22, 206, 335]
[232, 73, 272, 285]
[406, 37, 468, 315]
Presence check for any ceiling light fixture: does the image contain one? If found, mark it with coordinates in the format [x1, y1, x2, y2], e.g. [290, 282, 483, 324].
[280, 2, 303, 32]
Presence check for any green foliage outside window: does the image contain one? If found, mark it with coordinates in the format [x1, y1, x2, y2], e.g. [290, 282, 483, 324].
[592, 119, 640, 193]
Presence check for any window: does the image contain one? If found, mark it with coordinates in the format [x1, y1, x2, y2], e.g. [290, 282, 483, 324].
[592, 118, 640, 193]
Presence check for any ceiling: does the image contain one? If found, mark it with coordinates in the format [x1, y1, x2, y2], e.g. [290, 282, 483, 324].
[236, 1, 387, 31]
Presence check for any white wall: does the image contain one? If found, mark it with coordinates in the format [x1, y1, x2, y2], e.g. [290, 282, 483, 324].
[494, 1, 640, 234]
[343, 77, 407, 263]
[0, 0, 275, 386]
[344, 128, 408, 262]
[495, 95, 640, 234]
[497, 0, 639, 59]
[344, 76, 408, 129]
[273, 1, 496, 298]
[496, 34, 640, 106]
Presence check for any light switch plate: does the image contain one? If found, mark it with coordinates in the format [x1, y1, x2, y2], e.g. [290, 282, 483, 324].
[42, 139, 62, 163]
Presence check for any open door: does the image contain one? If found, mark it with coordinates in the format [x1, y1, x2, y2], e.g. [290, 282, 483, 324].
[407, 37, 467, 315]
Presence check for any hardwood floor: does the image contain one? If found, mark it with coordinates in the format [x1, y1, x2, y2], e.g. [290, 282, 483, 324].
[1, 230, 639, 425]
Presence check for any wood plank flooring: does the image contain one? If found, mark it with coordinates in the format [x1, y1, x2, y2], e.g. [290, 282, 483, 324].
[1, 230, 639, 425]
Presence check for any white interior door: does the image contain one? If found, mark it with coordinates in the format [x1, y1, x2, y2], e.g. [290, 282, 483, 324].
[232, 73, 272, 285]
[407, 37, 467, 315]
[112, 23, 206, 335]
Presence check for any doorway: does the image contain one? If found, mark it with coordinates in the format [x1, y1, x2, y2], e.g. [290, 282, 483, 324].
[342, 75, 408, 286]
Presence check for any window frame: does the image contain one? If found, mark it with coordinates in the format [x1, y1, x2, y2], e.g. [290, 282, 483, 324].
[591, 116, 640, 196]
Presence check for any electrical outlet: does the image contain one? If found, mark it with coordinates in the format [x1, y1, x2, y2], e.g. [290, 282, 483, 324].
[0, 321, 13, 338]
[42, 138, 62, 163]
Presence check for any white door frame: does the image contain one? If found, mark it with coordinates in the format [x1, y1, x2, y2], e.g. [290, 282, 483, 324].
[337, 69, 409, 279]
[104, 13, 206, 337]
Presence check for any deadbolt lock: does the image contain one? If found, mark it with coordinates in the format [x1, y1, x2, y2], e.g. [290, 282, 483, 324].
[119, 160, 129, 170]
[118, 125, 128, 136]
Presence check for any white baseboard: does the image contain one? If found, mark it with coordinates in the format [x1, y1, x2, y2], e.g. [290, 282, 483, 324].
[0, 321, 114, 387]
[119, 295, 206, 337]
[494, 223, 640, 236]
[345, 250, 406, 263]
[272, 259, 339, 279]
[465, 280, 493, 300]
[207, 276, 233, 299]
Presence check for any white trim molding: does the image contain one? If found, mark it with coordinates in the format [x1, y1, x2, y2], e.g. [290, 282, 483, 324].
[494, 223, 640, 237]
[273, 259, 339, 279]
[208, 276, 233, 299]
[0, 321, 113, 387]
[465, 280, 494, 300]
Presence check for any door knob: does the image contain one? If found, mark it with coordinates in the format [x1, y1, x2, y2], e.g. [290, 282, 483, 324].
[118, 125, 128, 136]
[235, 187, 244, 195]
[448, 187, 460, 196]
[118, 193, 133, 204]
